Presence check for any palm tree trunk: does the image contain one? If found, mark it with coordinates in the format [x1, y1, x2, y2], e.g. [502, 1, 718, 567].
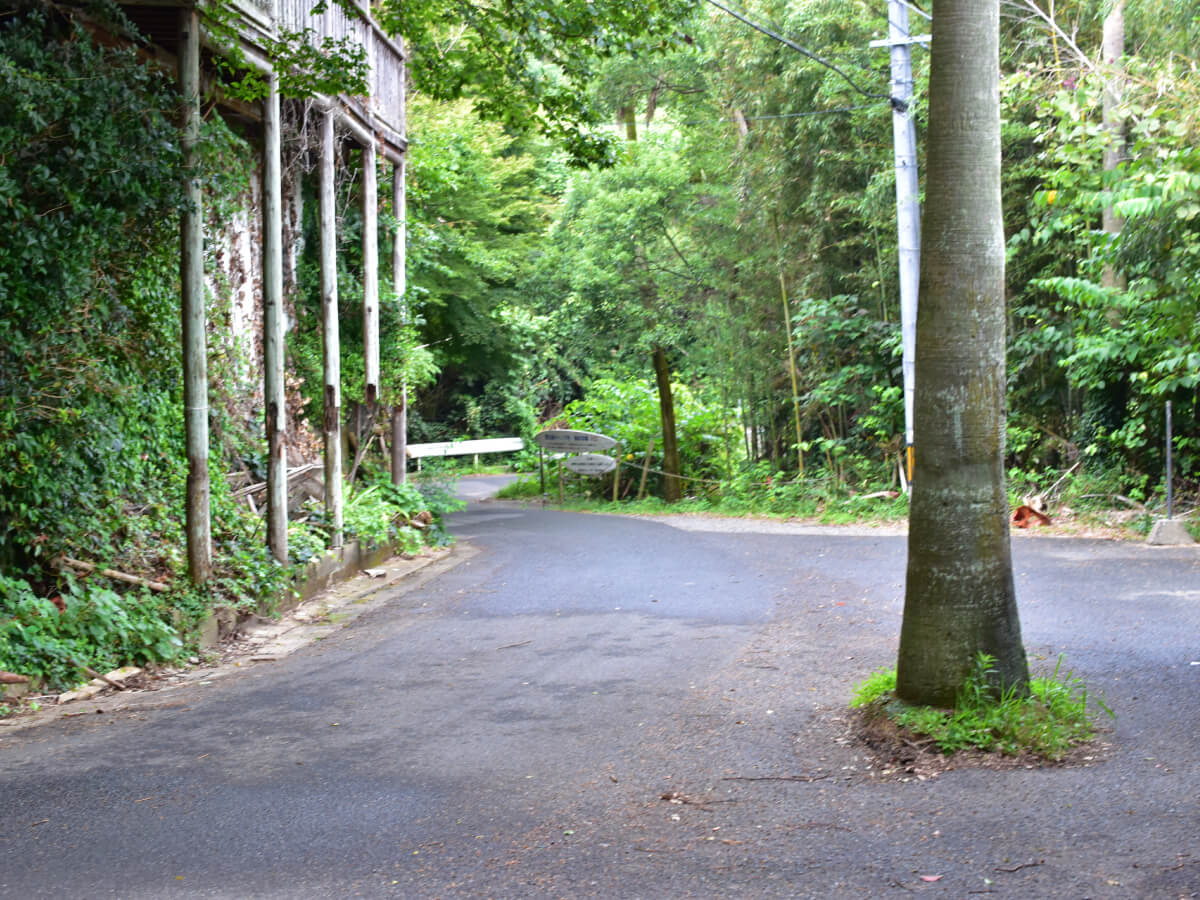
[896, 0, 1028, 706]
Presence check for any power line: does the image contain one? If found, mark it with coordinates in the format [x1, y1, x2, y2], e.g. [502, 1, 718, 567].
[741, 104, 885, 121]
[703, 0, 893, 104]
[672, 102, 886, 128]
[897, 0, 932, 21]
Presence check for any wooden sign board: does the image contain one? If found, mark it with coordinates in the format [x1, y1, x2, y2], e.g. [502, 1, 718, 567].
[533, 429, 617, 453]
[564, 453, 617, 476]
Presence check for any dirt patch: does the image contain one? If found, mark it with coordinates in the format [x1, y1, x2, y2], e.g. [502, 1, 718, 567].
[847, 704, 1112, 783]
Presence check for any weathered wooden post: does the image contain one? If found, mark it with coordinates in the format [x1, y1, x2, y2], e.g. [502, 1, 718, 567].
[390, 156, 408, 485]
[263, 71, 288, 563]
[362, 140, 380, 407]
[612, 442, 621, 502]
[180, 6, 211, 583]
[320, 110, 344, 548]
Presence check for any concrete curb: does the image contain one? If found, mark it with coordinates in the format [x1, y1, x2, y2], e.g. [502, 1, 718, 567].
[196, 539, 407, 650]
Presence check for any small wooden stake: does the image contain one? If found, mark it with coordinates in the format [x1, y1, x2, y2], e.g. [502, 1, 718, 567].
[637, 438, 655, 501]
[612, 442, 621, 502]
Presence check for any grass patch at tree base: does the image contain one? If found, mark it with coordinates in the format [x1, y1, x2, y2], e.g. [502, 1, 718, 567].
[850, 653, 1113, 770]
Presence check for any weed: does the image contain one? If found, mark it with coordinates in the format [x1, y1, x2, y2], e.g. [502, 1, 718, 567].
[851, 666, 897, 706]
[495, 477, 544, 500]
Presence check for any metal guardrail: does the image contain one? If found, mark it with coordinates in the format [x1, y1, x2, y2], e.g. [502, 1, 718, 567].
[407, 438, 525, 460]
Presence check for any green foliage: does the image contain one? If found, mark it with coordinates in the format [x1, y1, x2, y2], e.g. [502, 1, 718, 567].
[495, 477, 544, 500]
[561, 376, 730, 497]
[0, 574, 182, 690]
[1003, 50, 1200, 492]
[852, 654, 1111, 760]
[341, 485, 422, 554]
[375, 0, 698, 166]
[851, 666, 897, 707]
[400, 97, 565, 440]
[204, 0, 370, 102]
[0, 4, 353, 687]
[0, 4, 192, 570]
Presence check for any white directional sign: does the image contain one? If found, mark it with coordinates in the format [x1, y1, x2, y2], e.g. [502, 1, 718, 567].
[564, 453, 618, 476]
[533, 429, 617, 453]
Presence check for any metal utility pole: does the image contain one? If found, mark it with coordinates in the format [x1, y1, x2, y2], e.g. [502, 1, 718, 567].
[872, 0, 927, 486]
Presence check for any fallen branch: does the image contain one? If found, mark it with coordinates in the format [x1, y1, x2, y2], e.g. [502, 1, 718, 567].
[994, 860, 1044, 873]
[71, 661, 130, 691]
[1043, 460, 1082, 500]
[60, 557, 168, 593]
[720, 774, 830, 783]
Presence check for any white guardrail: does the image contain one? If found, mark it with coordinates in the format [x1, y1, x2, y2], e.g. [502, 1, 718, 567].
[406, 437, 525, 460]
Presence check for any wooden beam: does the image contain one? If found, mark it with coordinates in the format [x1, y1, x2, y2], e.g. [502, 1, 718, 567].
[362, 140, 380, 405]
[180, 6, 212, 584]
[263, 71, 288, 563]
[391, 157, 408, 485]
[319, 110, 344, 548]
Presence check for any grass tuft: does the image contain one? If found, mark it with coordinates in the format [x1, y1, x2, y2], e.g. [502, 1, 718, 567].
[851, 653, 1112, 761]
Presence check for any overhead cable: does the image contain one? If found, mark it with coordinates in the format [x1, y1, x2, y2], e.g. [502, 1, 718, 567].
[675, 102, 887, 128]
[741, 103, 885, 121]
[897, 0, 932, 21]
[703, 0, 894, 105]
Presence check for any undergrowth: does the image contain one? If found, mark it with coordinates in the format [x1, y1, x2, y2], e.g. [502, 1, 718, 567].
[851, 653, 1112, 760]
[0, 470, 460, 696]
[496, 471, 910, 525]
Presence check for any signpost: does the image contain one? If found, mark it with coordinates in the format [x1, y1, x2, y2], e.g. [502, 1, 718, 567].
[533, 429, 619, 500]
[532, 429, 618, 453]
[565, 453, 617, 476]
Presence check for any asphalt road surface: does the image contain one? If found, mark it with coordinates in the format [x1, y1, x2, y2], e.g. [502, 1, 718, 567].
[1, 482, 1198, 898]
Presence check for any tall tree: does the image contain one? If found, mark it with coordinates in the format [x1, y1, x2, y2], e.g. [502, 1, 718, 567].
[376, 0, 695, 166]
[1099, 0, 1125, 291]
[896, 0, 1029, 706]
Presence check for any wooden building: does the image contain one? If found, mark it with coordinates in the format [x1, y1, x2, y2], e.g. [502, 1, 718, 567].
[117, 1, 409, 580]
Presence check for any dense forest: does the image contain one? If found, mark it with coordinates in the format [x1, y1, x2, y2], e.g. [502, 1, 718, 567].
[1, 0, 1197, 689]
[400, 0, 1198, 508]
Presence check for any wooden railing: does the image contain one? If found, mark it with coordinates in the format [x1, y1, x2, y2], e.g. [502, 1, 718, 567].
[272, 0, 405, 140]
[371, 28, 405, 136]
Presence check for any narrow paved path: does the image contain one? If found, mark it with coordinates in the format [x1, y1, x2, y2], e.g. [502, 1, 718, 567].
[1, 486, 1197, 898]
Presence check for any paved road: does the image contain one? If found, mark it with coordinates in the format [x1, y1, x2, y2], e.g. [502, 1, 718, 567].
[1, 484, 1197, 898]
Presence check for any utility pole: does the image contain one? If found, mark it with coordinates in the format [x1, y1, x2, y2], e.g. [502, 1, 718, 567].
[872, 0, 927, 486]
